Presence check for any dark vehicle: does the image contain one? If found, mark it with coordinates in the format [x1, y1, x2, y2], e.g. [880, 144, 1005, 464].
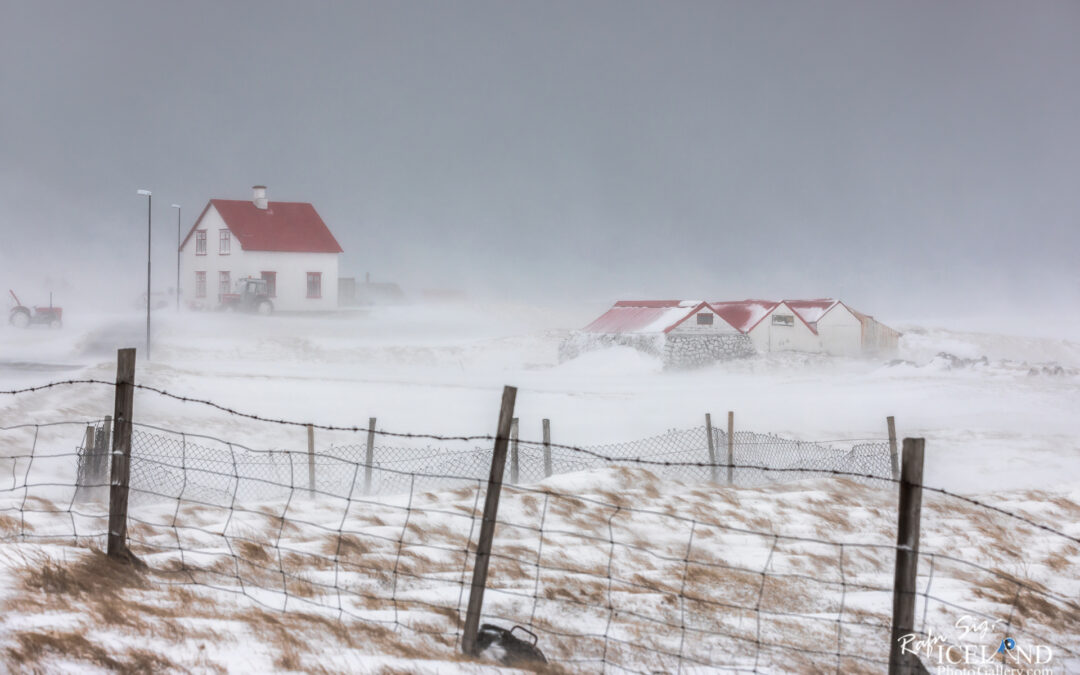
[219, 277, 273, 315]
[8, 290, 62, 328]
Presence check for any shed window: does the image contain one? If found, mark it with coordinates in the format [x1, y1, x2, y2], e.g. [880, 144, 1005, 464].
[772, 314, 794, 327]
[306, 272, 322, 299]
[195, 231, 207, 255]
[696, 313, 714, 325]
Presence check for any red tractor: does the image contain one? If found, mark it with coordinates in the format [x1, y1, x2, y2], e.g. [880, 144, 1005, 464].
[219, 277, 274, 315]
[8, 290, 63, 329]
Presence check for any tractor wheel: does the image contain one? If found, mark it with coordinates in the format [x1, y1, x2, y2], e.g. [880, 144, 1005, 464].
[9, 308, 30, 328]
[257, 300, 273, 315]
[49, 317, 63, 329]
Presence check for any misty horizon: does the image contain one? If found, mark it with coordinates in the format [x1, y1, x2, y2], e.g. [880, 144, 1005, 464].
[2, 0, 1078, 320]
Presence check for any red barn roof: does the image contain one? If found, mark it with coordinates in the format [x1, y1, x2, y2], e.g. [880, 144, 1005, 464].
[584, 301, 740, 334]
[709, 300, 780, 333]
[181, 199, 343, 253]
[783, 299, 841, 325]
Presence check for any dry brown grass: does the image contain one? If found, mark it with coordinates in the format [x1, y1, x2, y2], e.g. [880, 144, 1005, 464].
[20, 547, 148, 597]
[1, 545, 477, 673]
[322, 532, 371, 559]
[5, 630, 179, 674]
[0, 513, 27, 536]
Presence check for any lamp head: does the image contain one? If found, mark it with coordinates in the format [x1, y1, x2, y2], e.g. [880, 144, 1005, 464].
[137, 189, 152, 196]
[170, 204, 181, 209]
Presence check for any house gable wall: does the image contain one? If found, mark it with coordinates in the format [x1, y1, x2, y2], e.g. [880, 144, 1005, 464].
[667, 305, 740, 335]
[816, 304, 862, 356]
[746, 302, 821, 353]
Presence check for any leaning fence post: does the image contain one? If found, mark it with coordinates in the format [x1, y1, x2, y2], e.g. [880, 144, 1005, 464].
[364, 417, 376, 495]
[461, 385, 517, 656]
[887, 416, 900, 481]
[75, 426, 95, 501]
[726, 411, 735, 485]
[82, 425, 95, 475]
[705, 413, 718, 483]
[307, 424, 316, 495]
[889, 438, 925, 675]
[542, 418, 552, 478]
[510, 418, 519, 484]
[107, 348, 136, 561]
[97, 415, 112, 485]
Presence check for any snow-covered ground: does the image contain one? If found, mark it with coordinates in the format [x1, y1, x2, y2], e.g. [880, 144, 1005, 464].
[1, 305, 1078, 672]
[3, 304, 1078, 494]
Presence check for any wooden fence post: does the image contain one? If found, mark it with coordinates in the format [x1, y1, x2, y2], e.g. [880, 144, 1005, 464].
[83, 426, 95, 471]
[887, 416, 900, 481]
[107, 348, 136, 561]
[726, 411, 735, 485]
[510, 418, 519, 484]
[542, 418, 552, 478]
[98, 415, 112, 484]
[364, 417, 376, 495]
[705, 413, 718, 483]
[461, 385, 517, 656]
[889, 438, 926, 675]
[307, 424, 316, 495]
[75, 426, 95, 501]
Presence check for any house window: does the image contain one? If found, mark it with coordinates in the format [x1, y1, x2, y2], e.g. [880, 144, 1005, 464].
[772, 314, 794, 327]
[306, 272, 322, 299]
[195, 231, 207, 256]
[219, 229, 231, 255]
[195, 271, 206, 299]
[696, 313, 714, 326]
[218, 271, 230, 298]
[261, 271, 276, 298]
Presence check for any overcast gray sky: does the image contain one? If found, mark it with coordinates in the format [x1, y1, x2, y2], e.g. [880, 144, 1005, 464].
[2, 0, 1077, 317]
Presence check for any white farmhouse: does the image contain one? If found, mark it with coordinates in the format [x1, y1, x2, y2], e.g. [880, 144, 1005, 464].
[179, 186, 342, 312]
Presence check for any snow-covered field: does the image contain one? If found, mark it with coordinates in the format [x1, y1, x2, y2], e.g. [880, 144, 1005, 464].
[1, 305, 1078, 672]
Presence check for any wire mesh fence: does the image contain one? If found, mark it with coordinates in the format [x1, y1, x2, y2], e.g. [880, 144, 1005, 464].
[119, 426, 892, 503]
[2, 379, 1079, 673]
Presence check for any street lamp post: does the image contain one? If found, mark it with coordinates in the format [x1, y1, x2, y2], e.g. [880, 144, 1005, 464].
[137, 189, 152, 360]
[171, 204, 181, 311]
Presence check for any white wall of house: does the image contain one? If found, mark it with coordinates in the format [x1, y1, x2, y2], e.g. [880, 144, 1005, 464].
[179, 205, 339, 312]
[746, 303, 821, 353]
[668, 306, 741, 335]
[816, 304, 863, 357]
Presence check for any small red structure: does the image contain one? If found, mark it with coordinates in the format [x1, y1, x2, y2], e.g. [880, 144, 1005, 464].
[8, 290, 63, 328]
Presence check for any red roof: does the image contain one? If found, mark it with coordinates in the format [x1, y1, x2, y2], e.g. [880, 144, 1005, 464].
[181, 199, 343, 253]
[784, 299, 840, 325]
[612, 300, 685, 309]
[708, 300, 780, 333]
[588, 298, 898, 337]
[584, 301, 740, 334]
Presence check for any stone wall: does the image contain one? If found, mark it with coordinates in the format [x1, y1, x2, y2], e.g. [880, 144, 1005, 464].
[662, 333, 757, 369]
[559, 331, 756, 369]
[558, 332, 664, 363]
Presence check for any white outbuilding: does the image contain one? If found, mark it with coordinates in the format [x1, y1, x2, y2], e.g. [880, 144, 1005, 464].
[561, 300, 756, 367]
[711, 300, 822, 353]
[179, 186, 342, 312]
[785, 299, 900, 357]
